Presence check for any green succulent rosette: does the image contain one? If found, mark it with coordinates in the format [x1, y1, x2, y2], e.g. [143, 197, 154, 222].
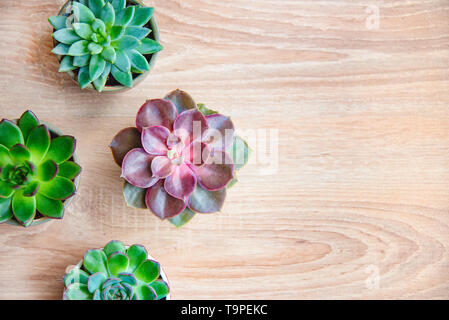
[63, 241, 170, 300]
[0, 111, 80, 227]
[49, 0, 163, 91]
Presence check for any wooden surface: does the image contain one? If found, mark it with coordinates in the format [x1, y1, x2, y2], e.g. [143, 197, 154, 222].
[0, 0, 449, 300]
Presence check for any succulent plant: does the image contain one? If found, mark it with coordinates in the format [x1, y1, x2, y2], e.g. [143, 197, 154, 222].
[110, 90, 250, 227]
[49, 0, 163, 91]
[0, 111, 80, 227]
[63, 240, 169, 300]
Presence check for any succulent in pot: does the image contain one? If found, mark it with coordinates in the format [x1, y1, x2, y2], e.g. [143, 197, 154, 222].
[49, 0, 163, 92]
[63, 240, 170, 300]
[110, 90, 250, 227]
[0, 111, 81, 227]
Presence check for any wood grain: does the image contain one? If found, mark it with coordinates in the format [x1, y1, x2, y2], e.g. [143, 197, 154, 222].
[1, 0, 449, 299]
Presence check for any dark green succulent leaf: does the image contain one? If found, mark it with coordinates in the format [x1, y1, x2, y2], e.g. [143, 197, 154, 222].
[227, 135, 251, 171]
[126, 49, 149, 72]
[188, 184, 226, 214]
[122, 181, 147, 209]
[22, 181, 40, 197]
[104, 240, 126, 257]
[101, 2, 115, 29]
[113, 49, 130, 72]
[118, 273, 137, 286]
[68, 40, 90, 56]
[149, 280, 169, 299]
[9, 144, 31, 163]
[72, 23, 93, 40]
[39, 176, 75, 200]
[129, 7, 153, 27]
[164, 89, 197, 114]
[12, 190, 36, 227]
[108, 252, 130, 276]
[89, 54, 106, 81]
[101, 46, 116, 63]
[111, 65, 132, 87]
[63, 284, 91, 300]
[93, 63, 111, 92]
[0, 119, 24, 149]
[112, 35, 140, 51]
[124, 26, 150, 40]
[0, 182, 14, 199]
[83, 249, 108, 276]
[1, 164, 12, 181]
[78, 0, 89, 5]
[110, 25, 125, 40]
[48, 16, 68, 30]
[37, 159, 58, 181]
[72, 2, 96, 24]
[136, 38, 163, 54]
[44, 136, 76, 164]
[135, 259, 160, 283]
[53, 28, 82, 45]
[0, 196, 12, 223]
[36, 193, 63, 218]
[197, 103, 218, 116]
[64, 268, 89, 287]
[169, 207, 196, 228]
[110, 0, 126, 13]
[52, 43, 70, 55]
[26, 125, 50, 164]
[0, 145, 12, 165]
[87, 272, 106, 294]
[92, 18, 107, 36]
[78, 66, 92, 88]
[88, 0, 106, 18]
[58, 55, 76, 72]
[126, 244, 147, 273]
[18, 110, 39, 142]
[73, 54, 91, 67]
[136, 285, 156, 300]
[57, 161, 81, 180]
[115, 6, 135, 26]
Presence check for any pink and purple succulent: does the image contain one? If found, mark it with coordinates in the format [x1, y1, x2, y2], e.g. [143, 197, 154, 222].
[110, 90, 249, 227]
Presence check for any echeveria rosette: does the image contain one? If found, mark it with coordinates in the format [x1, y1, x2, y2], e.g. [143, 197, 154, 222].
[63, 240, 170, 300]
[110, 90, 250, 227]
[0, 111, 81, 227]
[49, 0, 163, 91]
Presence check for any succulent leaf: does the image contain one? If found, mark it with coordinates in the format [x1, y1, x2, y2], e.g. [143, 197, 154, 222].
[88, 0, 106, 18]
[78, 65, 92, 88]
[126, 244, 147, 272]
[48, 16, 68, 30]
[135, 99, 178, 132]
[145, 180, 187, 219]
[0, 182, 14, 198]
[122, 182, 147, 209]
[104, 240, 126, 257]
[64, 284, 91, 300]
[44, 136, 76, 164]
[149, 280, 169, 299]
[83, 249, 108, 276]
[89, 54, 106, 81]
[68, 40, 90, 56]
[26, 125, 50, 164]
[0, 120, 24, 149]
[136, 38, 162, 54]
[136, 285, 156, 300]
[110, 25, 125, 40]
[22, 181, 40, 197]
[12, 190, 36, 226]
[111, 65, 132, 87]
[72, 2, 96, 23]
[53, 28, 82, 45]
[93, 62, 112, 92]
[37, 159, 58, 181]
[112, 35, 140, 51]
[113, 49, 131, 72]
[108, 252, 129, 276]
[73, 54, 91, 67]
[36, 193, 64, 218]
[188, 184, 226, 214]
[64, 268, 89, 287]
[10, 144, 31, 163]
[0, 197, 12, 223]
[73, 23, 93, 40]
[118, 273, 137, 286]
[115, 6, 135, 26]
[59, 56, 76, 72]
[101, 46, 116, 63]
[135, 260, 160, 283]
[127, 49, 149, 72]
[121, 148, 158, 188]
[169, 207, 196, 228]
[39, 176, 75, 200]
[57, 161, 82, 180]
[110, 127, 141, 166]
[110, 0, 126, 13]
[101, 3, 115, 29]
[87, 272, 107, 294]
[18, 110, 39, 141]
[124, 26, 150, 40]
[0, 145, 12, 164]
[228, 135, 251, 171]
[164, 89, 197, 114]
[129, 7, 153, 27]
[52, 43, 70, 55]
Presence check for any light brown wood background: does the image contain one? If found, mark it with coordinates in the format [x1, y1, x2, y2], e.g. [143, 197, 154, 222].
[0, 0, 448, 300]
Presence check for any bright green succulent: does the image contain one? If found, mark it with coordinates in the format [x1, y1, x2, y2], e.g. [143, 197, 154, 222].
[63, 240, 170, 300]
[49, 0, 163, 91]
[0, 111, 80, 227]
